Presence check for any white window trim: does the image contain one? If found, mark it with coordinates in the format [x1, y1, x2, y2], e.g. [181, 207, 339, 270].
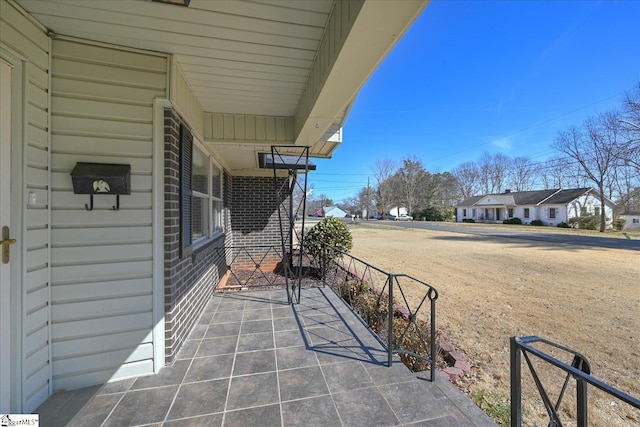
[192, 138, 224, 249]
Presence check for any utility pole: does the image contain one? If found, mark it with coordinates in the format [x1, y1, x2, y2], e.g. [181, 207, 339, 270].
[366, 176, 371, 220]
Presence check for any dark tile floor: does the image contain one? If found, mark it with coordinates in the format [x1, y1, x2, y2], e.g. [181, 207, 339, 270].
[37, 287, 496, 426]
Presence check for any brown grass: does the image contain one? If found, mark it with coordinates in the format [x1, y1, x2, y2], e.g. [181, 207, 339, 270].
[348, 223, 639, 426]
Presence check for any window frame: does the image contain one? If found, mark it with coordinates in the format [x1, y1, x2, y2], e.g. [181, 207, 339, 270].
[524, 208, 530, 219]
[549, 207, 556, 219]
[180, 124, 225, 257]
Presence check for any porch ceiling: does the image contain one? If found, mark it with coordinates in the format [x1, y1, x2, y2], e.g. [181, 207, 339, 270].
[16, 0, 428, 173]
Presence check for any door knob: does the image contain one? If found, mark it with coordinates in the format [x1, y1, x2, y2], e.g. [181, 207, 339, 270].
[1, 226, 16, 264]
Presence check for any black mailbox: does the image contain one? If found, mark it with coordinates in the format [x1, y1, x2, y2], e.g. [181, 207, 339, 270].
[70, 162, 131, 211]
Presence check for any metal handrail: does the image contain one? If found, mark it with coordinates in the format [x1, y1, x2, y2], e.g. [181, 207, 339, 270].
[510, 335, 640, 426]
[319, 242, 439, 380]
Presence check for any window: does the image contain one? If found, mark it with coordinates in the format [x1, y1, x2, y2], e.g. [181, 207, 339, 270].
[549, 208, 556, 219]
[180, 124, 224, 256]
[580, 206, 587, 216]
[508, 208, 514, 218]
[524, 208, 530, 219]
[463, 208, 467, 216]
[594, 206, 601, 216]
[633, 218, 639, 224]
[472, 208, 476, 218]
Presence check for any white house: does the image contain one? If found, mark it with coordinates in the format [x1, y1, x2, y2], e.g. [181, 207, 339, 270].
[322, 206, 349, 218]
[456, 188, 615, 227]
[619, 212, 640, 230]
[0, 0, 428, 413]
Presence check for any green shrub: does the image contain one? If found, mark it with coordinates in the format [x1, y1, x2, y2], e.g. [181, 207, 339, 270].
[462, 218, 475, 223]
[569, 214, 600, 230]
[557, 222, 570, 228]
[530, 219, 544, 226]
[503, 218, 522, 225]
[612, 218, 626, 231]
[303, 217, 352, 260]
[415, 205, 455, 221]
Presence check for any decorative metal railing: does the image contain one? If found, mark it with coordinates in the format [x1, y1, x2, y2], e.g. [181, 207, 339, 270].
[217, 243, 439, 380]
[316, 242, 439, 380]
[510, 335, 640, 426]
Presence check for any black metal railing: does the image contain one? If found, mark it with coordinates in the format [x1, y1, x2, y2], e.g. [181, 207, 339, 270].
[510, 335, 640, 426]
[318, 243, 439, 380]
[216, 244, 320, 291]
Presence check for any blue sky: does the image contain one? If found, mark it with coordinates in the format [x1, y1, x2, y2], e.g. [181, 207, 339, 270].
[308, 0, 640, 202]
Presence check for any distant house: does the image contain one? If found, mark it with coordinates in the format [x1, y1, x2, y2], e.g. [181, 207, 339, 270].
[318, 206, 349, 218]
[456, 188, 615, 226]
[619, 212, 640, 230]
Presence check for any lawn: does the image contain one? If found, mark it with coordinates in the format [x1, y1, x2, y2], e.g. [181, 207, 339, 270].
[347, 223, 639, 426]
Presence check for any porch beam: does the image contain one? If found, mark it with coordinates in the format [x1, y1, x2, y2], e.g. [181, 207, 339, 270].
[293, 0, 428, 146]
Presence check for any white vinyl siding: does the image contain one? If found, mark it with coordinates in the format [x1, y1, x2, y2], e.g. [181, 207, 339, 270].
[170, 60, 203, 136]
[49, 38, 167, 391]
[0, 1, 51, 412]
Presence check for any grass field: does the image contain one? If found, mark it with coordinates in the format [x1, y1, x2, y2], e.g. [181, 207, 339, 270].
[346, 222, 639, 426]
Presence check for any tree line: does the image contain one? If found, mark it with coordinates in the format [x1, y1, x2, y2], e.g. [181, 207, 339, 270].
[313, 84, 639, 227]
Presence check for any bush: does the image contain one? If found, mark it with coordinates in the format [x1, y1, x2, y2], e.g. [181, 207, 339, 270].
[503, 218, 522, 225]
[557, 222, 570, 228]
[530, 219, 544, 226]
[462, 218, 475, 223]
[303, 217, 352, 260]
[415, 205, 455, 221]
[569, 214, 600, 230]
[612, 218, 626, 231]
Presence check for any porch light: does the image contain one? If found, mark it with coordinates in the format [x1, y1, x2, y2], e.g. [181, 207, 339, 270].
[150, 0, 190, 6]
[70, 162, 131, 211]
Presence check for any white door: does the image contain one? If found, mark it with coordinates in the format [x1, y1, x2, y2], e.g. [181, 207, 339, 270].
[0, 59, 14, 413]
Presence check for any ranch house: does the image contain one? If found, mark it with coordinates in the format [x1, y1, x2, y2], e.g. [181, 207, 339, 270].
[456, 188, 615, 227]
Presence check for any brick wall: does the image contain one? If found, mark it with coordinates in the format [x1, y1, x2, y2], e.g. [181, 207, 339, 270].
[163, 108, 230, 363]
[229, 176, 289, 270]
[163, 108, 290, 362]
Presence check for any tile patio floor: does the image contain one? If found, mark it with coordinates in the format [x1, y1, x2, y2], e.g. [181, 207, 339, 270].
[37, 287, 496, 426]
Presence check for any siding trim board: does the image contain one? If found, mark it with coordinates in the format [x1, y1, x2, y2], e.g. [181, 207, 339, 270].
[1, 1, 52, 412]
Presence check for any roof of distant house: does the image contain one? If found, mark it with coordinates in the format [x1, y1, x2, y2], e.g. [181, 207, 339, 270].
[457, 187, 609, 207]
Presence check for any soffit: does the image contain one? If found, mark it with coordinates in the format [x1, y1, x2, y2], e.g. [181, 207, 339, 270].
[16, 0, 333, 117]
[17, 0, 429, 174]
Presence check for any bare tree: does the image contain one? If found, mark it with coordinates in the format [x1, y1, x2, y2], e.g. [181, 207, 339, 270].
[553, 112, 620, 232]
[538, 157, 566, 189]
[371, 158, 396, 216]
[452, 161, 480, 199]
[617, 83, 640, 171]
[478, 152, 510, 193]
[509, 156, 536, 191]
